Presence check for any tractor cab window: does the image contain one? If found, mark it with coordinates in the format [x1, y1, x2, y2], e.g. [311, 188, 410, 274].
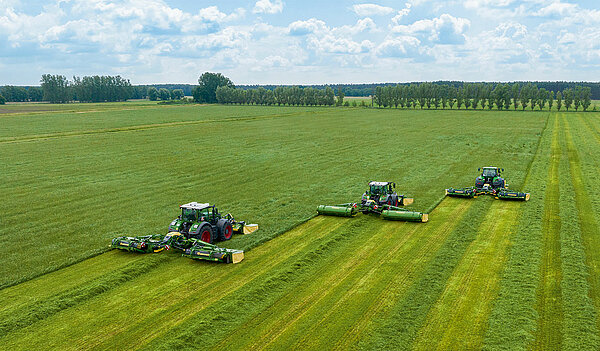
[182, 208, 197, 221]
[482, 168, 498, 177]
[371, 185, 382, 195]
[198, 208, 212, 220]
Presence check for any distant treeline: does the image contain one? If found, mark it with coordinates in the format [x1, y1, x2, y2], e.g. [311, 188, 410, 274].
[372, 82, 593, 111]
[38, 74, 133, 103]
[216, 86, 338, 106]
[236, 81, 600, 100]
[2, 76, 600, 105]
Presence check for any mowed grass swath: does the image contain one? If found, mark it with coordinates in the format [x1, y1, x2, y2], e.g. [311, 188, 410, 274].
[2, 103, 600, 349]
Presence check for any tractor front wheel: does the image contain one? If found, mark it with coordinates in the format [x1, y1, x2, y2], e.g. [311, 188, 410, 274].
[217, 219, 234, 241]
[199, 225, 214, 244]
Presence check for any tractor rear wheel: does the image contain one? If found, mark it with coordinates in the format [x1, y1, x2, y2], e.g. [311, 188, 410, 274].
[217, 219, 234, 241]
[199, 225, 214, 244]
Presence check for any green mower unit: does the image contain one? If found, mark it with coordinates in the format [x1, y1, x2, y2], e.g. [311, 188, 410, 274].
[111, 232, 188, 253]
[110, 232, 244, 264]
[317, 181, 428, 222]
[182, 239, 244, 264]
[168, 202, 258, 244]
[445, 167, 530, 201]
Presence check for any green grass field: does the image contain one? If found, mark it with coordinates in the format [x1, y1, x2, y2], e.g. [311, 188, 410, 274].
[1, 103, 599, 349]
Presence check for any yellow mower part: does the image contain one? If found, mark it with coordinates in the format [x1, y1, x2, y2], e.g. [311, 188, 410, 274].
[421, 214, 429, 223]
[232, 251, 244, 264]
[402, 198, 414, 206]
[243, 224, 259, 235]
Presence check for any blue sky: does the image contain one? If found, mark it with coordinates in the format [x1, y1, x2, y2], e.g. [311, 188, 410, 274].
[1, 0, 599, 85]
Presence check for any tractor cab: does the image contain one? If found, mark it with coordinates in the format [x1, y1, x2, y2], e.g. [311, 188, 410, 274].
[180, 202, 217, 222]
[368, 181, 395, 196]
[362, 181, 411, 208]
[476, 167, 505, 189]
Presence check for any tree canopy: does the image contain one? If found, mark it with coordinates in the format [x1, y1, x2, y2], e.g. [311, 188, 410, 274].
[192, 72, 234, 103]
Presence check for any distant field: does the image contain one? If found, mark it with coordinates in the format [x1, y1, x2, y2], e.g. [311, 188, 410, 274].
[1, 103, 599, 349]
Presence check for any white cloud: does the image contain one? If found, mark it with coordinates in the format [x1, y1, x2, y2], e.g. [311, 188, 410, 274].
[1, 0, 600, 85]
[392, 14, 470, 44]
[392, 3, 412, 25]
[333, 18, 377, 35]
[352, 4, 395, 17]
[253, 0, 284, 14]
[376, 36, 421, 57]
[288, 18, 327, 35]
[534, 2, 577, 18]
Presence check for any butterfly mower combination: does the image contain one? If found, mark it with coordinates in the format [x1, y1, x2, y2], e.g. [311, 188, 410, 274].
[445, 167, 530, 201]
[110, 202, 257, 264]
[317, 181, 428, 222]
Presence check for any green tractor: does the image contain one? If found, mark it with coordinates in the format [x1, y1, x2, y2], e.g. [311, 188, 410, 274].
[317, 181, 428, 222]
[168, 202, 258, 244]
[445, 167, 530, 201]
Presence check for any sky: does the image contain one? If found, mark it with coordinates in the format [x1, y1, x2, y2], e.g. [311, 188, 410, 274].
[1, 0, 599, 85]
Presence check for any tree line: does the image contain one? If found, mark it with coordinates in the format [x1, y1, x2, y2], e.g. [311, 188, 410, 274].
[146, 87, 184, 101]
[0, 86, 43, 103]
[215, 86, 341, 106]
[372, 82, 593, 111]
[36, 74, 133, 103]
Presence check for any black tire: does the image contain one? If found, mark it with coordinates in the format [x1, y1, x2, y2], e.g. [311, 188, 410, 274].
[389, 194, 399, 207]
[217, 219, 234, 241]
[198, 224, 214, 244]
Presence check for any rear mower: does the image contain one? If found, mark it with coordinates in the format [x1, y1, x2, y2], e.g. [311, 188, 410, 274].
[110, 232, 245, 264]
[182, 239, 244, 264]
[317, 181, 428, 222]
[168, 202, 258, 244]
[445, 167, 530, 201]
[111, 232, 186, 253]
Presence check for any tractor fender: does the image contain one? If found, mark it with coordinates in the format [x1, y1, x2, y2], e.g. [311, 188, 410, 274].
[475, 177, 484, 187]
[188, 221, 211, 236]
[492, 177, 505, 189]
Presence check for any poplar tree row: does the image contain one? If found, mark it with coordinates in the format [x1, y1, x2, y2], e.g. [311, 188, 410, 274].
[373, 82, 593, 111]
[40, 74, 132, 103]
[216, 86, 337, 106]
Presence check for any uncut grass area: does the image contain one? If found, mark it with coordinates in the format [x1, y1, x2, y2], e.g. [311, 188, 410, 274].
[12, 104, 600, 349]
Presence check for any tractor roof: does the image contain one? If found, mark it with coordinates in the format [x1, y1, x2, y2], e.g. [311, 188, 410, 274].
[180, 202, 211, 210]
[482, 166, 499, 169]
[369, 181, 390, 186]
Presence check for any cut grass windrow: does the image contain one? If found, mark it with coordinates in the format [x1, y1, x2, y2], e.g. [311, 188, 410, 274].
[559, 115, 600, 348]
[359, 198, 493, 350]
[0, 250, 147, 325]
[482, 113, 553, 351]
[412, 199, 522, 350]
[214, 198, 472, 351]
[0, 254, 170, 338]
[0, 216, 349, 349]
[146, 197, 472, 351]
[574, 114, 600, 328]
[532, 114, 564, 350]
